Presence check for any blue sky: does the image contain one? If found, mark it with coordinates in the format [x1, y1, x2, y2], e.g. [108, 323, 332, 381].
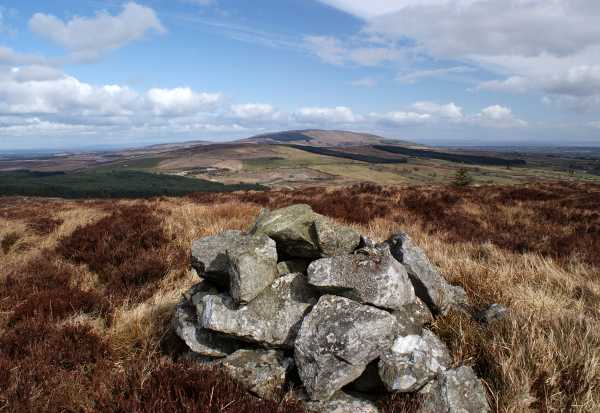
[1, 0, 600, 149]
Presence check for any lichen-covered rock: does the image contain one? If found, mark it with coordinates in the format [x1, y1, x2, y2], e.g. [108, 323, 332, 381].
[295, 295, 397, 401]
[220, 349, 293, 400]
[251, 204, 360, 258]
[386, 233, 468, 314]
[378, 329, 451, 393]
[392, 298, 433, 336]
[307, 246, 416, 310]
[201, 273, 316, 348]
[227, 233, 278, 305]
[277, 259, 310, 276]
[300, 391, 380, 413]
[418, 366, 490, 413]
[191, 230, 244, 286]
[314, 216, 361, 257]
[172, 283, 244, 357]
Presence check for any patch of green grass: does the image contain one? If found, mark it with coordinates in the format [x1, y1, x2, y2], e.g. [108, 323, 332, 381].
[0, 170, 264, 199]
[91, 157, 165, 172]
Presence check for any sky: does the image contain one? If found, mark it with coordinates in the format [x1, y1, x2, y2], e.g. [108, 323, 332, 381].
[1, 0, 600, 149]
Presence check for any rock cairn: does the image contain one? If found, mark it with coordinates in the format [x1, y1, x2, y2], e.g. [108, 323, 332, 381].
[174, 204, 490, 412]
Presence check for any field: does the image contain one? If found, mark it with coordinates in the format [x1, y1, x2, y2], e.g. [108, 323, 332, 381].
[1, 182, 599, 412]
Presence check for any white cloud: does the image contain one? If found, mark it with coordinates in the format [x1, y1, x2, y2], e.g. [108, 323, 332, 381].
[397, 66, 476, 85]
[316, 0, 414, 19]
[412, 101, 463, 120]
[370, 111, 432, 125]
[295, 106, 358, 123]
[231, 103, 278, 120]
[145, 88, 222, 116]
[474, 105, 527, 127]
[0, 45, 49, 66]
[29, 2, 165, 60]
[181, 0, 215, 6]
[10, 65, 64, 82]
[351, 77, 377, 87]
[304, 35, 404, 66]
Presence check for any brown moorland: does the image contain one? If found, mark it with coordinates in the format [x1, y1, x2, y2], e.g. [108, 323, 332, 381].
[1, 181, 599, 412]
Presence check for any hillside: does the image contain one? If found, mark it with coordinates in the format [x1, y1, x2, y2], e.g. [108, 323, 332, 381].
[1, 182, 599, 411]
[240, 129, 419, 147]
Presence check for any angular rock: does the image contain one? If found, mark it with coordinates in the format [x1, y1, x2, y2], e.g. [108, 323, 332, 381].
[227, 233, 278, 305]
[307, 246, 416, 310]
[277, 259, 310, 276]
[418, 366, 490, 413]
[475, 304, 508, 325]
[358, 235, 377, 249]
[201, 273, 316, 348]
[220, 349, 293, 400]
[251, 204, 360, 258]
[378, 329, 451, 393]
[295, 295, 397, 401]
[191, 230, 244, 286]
[172, 283, 244, 357]
[314, 216, 361, 257]
[386, 233, 468, 314]
[301, 391, 380, 413]
[392, 298, 433, 336]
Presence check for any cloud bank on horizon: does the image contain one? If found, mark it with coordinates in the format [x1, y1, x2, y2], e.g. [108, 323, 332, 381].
[0, 0, 599, 149]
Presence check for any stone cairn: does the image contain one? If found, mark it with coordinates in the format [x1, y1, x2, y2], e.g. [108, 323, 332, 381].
[173, 204, 490, 413]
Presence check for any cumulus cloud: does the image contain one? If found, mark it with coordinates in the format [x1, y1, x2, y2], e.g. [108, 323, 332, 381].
[397, 66, 476, 85]
[295, 106, 358, 123]
[0, 45, 50, 66]
[230, 103, 279, 120]
[370, 111, 432, 126]
[474, 105, 527, 127]
[412, 101, 463, 120]
[145, 88, 222, 116]
[29, 2, 165, 60]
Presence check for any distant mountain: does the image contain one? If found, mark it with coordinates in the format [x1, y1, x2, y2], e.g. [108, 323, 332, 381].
[240, 129, 421, 148]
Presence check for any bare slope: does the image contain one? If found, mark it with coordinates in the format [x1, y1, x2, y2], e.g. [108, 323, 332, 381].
[240, 129, 420, 147]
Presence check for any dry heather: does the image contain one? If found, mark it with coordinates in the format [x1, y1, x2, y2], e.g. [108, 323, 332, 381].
[1, 182, 599, 412]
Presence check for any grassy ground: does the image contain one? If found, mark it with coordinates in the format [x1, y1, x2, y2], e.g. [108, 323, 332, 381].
[1, 182, 599, 412]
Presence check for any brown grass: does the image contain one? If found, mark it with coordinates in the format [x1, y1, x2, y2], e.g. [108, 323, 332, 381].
[1, 182, 599, 412]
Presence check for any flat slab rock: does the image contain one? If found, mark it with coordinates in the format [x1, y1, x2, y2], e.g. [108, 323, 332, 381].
[307, 246, 416, 310]
[392, 297, 434, 336]
[191, 230, 244, 286]
[418, 366, 490, 413]
[295, 295, 397, 401]
[251, 204, 360, 259]
[300, 391, 380, 413]
[172, 283, 244, 358]
[378, 329, 452, 393]
[227, 233, 278, 305]
[200, 273, 317, 348]
[386, 233, 468, 314]
[220, 349, 293, 400]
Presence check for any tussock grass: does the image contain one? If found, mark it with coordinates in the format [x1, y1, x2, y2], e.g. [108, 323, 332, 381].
[1, 183, 599, 412]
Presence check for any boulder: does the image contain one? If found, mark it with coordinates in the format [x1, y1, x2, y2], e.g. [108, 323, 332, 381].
[277, 259, 310, 276]
[191, 230, 244, 286]
[418, 366, 490, 413]
[172, 283, 244, 358]
[251, 204, 360, 258]
[300, 391, 380, 413]
[392, 298, 433, 336]
[307, 246, 416, 310]
[200, 273, 316, 348]
[475, 304, 508, 325]
[295, 295, 397, 401]
[386, 233, 468, 314]
[378, 329, 451, 393]
[220, 349, 293, 400]
[227, 233, 278, 305]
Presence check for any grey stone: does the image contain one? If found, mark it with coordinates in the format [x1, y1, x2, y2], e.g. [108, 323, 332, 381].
[359, 235, 377, 249]
[227, 233, 278, 305]
[277, 259, 310, 276]
[419, 366, 490, 413]
[295, 295, 397, 401]
[314, 216, 361, 257]
[475, 304, 508, 324]
[300, 391, 380, 413]
[201, 273, 317, 348]
[191, 230, 244, 286]
[378, 329, 451, 393]
[251, 204, 360, 258]
[220, 349, 293, 400]
[307, 246, 416, 310]
[172, 283, 244, 358]
[392, 298, 434, 336]
[386, 233, 468, 314]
